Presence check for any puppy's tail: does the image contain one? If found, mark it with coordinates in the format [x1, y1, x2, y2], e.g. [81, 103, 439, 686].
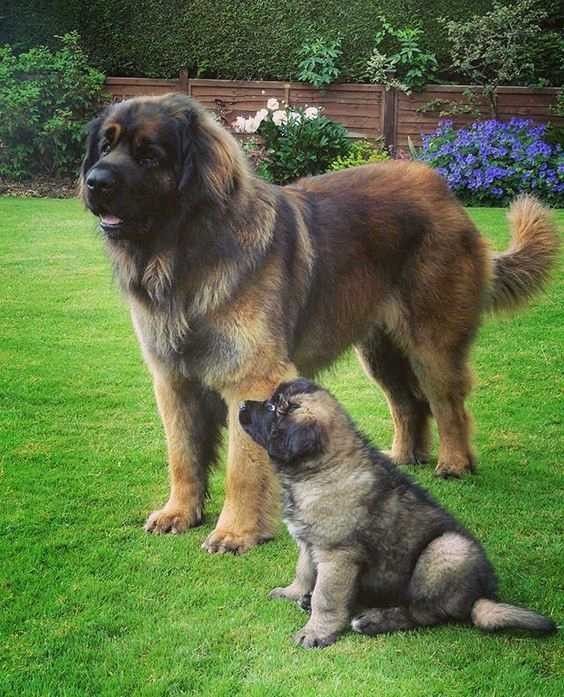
[471, 598, 556, 635]
[488, 195, 559, 313]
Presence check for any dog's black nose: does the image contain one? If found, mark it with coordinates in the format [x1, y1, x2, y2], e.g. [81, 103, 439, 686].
[86, 167, 116, 195]
[239, 401, 251, 426]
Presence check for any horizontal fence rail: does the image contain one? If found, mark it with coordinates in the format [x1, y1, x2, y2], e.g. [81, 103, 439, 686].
[105, 74, 563, 153]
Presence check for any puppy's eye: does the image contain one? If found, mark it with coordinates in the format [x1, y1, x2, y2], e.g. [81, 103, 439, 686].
[138, 156, 158, 168]
[277, 401, 297, 416]
[101, 142, 111, 155]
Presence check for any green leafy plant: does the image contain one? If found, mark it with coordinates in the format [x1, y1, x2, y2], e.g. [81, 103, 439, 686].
[364, 17, 437, 93]
[0, 32, 106, 180]
[440, 0, 549, 117]
[546, 90, 564, 148]
[233, 100, 350, 184]
[329, 139, 389, 171]
[418, 90, 481, 118]
[297, 37, 342, 89]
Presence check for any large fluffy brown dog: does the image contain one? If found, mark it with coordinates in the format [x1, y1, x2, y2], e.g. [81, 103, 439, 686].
[81, 94, 558, 554]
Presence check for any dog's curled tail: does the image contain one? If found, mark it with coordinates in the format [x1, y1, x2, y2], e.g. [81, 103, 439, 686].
[488, 195, 560, 313]
[471, 598, 556, 635]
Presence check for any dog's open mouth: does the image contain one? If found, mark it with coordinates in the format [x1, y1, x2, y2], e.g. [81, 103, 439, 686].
[99, 214, 124, 238]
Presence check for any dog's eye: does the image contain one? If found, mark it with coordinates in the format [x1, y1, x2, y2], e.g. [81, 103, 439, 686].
[101, 142, 112, 155]
[136, 149, 159, 168]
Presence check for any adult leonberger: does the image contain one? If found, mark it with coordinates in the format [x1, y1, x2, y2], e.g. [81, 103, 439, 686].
[81, 93, 558, 554]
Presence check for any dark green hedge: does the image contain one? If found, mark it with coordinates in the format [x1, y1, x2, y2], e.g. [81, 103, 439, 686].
[3, 1, 563, 84]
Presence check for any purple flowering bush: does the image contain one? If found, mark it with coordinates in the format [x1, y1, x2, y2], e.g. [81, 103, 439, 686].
[419, 119, 564, 206]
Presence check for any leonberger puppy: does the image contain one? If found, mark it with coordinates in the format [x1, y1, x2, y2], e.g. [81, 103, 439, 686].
[81, 93, 558, 554]
[239, 378, 556, 647]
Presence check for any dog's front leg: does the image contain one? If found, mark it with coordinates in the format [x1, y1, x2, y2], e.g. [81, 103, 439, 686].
[202, 363, 298, 555]
[270, 541, 316, 603]
[145, 366, 226, 534]
[294, 549, 359, 648]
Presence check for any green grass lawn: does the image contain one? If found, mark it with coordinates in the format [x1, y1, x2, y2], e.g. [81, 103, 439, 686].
[1, 198, 562, 697]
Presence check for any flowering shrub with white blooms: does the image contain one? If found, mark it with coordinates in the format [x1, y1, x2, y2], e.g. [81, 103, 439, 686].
[232, 100, 319, 134]
[233, 98, 348, 184]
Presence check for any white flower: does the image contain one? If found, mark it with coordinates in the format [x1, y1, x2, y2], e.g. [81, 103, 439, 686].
[255, 108, 268, 125]
[304, 106, 319, 119]
[245, 117, 260, 133]
[287, 110, 302, 124]
[267, 98, 280, 111]
[232, 116, 247, 133]
[232, 114, 261, 134]
[272, 109, 288, 126]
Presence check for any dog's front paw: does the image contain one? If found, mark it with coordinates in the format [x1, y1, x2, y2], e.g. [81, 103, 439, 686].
[294, 625, 337, 649]
[269, 585, 302, 602]
[202, 528, 271, 555]
[144, 501, 201, 534]
[435, 453, 475, 479]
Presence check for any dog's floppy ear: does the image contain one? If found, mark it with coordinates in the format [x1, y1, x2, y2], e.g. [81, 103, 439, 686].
[267, 421, 324, 464]
[81, 115, 103, 179]
[171, 95, 244, 207]
[78, 114, 104, 200]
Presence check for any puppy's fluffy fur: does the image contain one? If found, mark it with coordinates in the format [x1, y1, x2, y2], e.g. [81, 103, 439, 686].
[240, 379, 556, 648]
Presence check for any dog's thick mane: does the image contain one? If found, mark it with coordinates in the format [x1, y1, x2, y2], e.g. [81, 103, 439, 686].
[98, 95, 279, 318]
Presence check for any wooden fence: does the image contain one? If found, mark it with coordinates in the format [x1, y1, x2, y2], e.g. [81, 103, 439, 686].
[106, 74, 562, 153]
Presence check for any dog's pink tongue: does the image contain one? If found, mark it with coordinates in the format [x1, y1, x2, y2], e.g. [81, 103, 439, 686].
[100, 214, 122, 225]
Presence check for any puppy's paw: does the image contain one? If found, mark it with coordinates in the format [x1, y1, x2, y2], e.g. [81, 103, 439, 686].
[202, 528, 271, 555]
[144, 502, 201, 534]
[298, 593, 312, 613]
[294, 625, 337, 649]
[351, 610, 384, 635]
[269, 585, 303, 602]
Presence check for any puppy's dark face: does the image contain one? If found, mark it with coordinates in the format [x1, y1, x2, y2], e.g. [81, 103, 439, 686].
[239, 379, 327, 471]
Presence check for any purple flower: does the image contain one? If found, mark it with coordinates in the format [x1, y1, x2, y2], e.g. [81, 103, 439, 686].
[419, 119, 563, 206]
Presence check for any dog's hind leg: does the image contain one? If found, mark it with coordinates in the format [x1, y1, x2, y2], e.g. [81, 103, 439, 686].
[408, 340, 475, 478]
[351, 607, 424, 635]
[355, 328, 431, 466]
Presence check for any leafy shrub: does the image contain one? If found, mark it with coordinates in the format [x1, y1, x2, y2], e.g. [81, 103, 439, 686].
[233, 99, 351, 184]
[329, 139, 389, 171]
[364, 17, 437, 93]
[419, 119, 564, 206]
[297, 37, 342, 88]
[0, 32, 106, 180]
[441, 1, 550, 116]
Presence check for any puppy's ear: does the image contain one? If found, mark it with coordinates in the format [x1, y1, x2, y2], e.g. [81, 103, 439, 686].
[267, 422, 324, 464]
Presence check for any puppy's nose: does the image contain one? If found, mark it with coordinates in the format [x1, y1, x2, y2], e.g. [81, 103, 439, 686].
[239, 401, 251, 426]
[86, 168, 116, 195]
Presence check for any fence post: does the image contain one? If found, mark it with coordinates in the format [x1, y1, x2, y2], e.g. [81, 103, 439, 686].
[284, 83, 291, 106]
[382, 87, 398, 153]
[179, 69, 189, 94]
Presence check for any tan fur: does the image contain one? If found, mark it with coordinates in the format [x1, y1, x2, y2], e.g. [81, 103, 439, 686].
[490, 195, 560, 312]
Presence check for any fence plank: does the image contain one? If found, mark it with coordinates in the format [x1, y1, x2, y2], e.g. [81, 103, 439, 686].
[105, 76, 563, 150]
